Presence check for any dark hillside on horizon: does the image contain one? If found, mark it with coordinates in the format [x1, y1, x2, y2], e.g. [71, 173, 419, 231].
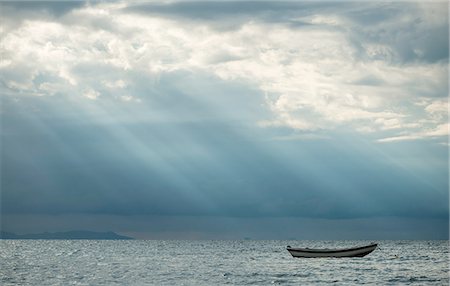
[0, 230, 134, 240]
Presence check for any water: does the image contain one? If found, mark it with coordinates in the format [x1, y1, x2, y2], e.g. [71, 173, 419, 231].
[1, 240, 448, 285]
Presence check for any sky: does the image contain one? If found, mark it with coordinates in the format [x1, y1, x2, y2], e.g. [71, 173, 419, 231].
[0, 0, 448, 239]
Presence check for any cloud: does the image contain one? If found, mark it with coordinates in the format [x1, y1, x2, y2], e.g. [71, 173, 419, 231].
[1, 1, 84, 16]
[0, 1, 86, 35]
[122, 1, 335, 29]
[378, 123, 449, 143]
[83, 88, 100, 100]
[1, 1, 448, 223]
[2, 94, 448, 219]
[2, 2, 448, 144]
[2, 1, 447, 144]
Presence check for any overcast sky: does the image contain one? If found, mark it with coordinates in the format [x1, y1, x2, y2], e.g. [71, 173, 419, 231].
[1, 1, 448, 239]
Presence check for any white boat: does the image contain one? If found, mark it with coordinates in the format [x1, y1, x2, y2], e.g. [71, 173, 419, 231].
[287, 243, 377, 258]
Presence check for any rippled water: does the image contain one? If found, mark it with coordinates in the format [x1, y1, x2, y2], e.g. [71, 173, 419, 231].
[1, 240, 448, 285]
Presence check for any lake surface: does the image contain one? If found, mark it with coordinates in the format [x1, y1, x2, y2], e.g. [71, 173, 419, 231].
[1, 240, 448, 285]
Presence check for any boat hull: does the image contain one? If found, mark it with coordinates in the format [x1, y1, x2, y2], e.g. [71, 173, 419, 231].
[287, 243, 377, 258]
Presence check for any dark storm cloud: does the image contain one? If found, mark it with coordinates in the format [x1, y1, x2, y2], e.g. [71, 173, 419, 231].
[0, 1, 85, 16]
[124, 1, 327, 19]
[332, 2, 449, 64]
[124, 1, 448, 64]
[0, 1, 85, 22]
[2, 92, 448, 219]
[123, 1, 344, 29]
[0, 1, 86, 34]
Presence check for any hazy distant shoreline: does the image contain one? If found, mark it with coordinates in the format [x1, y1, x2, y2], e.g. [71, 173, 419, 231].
[0, 231, 134, 240]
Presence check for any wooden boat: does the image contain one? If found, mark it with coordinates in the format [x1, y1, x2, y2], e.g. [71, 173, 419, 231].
[287, 243, 377, 258]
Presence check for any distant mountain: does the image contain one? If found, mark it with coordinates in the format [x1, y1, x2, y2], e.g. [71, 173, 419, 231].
[0, 230, 134, 240]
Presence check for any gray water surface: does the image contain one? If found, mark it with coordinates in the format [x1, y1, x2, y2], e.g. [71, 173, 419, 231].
[1, 240, 448, 285]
